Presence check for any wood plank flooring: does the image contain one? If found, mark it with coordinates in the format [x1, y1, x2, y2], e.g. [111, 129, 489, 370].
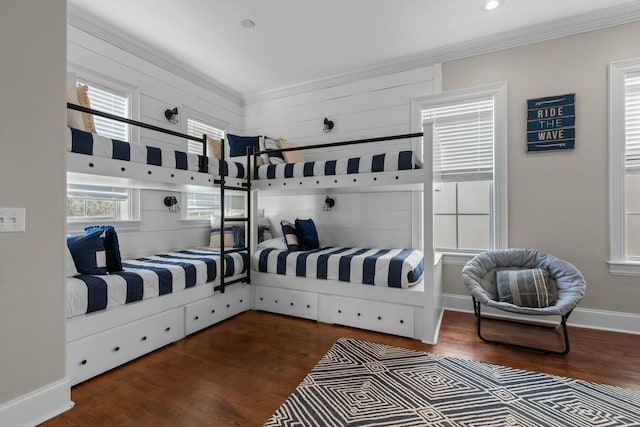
[42, 310, 640, 426]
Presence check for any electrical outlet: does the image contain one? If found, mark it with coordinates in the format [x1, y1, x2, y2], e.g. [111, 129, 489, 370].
[0, 207, 26, 232]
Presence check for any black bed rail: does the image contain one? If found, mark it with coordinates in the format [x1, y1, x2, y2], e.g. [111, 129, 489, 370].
[252, 132, 424, 177]
[67, 102, 210, 172]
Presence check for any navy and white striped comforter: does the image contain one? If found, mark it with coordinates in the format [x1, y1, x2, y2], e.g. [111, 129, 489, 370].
[256, 150, 422, 180]
[254, 247, 424, 288]
[66, 248, 247, 318]
[66, 127, 247, 178]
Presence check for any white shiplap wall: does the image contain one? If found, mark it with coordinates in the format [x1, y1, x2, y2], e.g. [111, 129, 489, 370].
[67, 25, 243, 256]
[246, 65, 439, 248]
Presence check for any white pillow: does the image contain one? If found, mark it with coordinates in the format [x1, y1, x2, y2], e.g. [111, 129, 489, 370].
[257, 237, 288, 250]
[65, 246, 80, 278]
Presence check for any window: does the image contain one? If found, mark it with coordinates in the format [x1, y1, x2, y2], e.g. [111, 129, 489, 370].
[76, 80, 130, 141]
[609, 59, 640, 274]
[185, 190, 246, 220]
[67, 184, 133, 221]
[413, 83, 507, 253]
[186, 118, 225, 155]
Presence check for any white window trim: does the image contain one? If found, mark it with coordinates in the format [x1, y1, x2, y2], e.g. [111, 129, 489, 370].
[67, 63, 141, 144]
[608, 58, 640, 276]
[411, 82, 508, 261]
[66, 186, 141, 233]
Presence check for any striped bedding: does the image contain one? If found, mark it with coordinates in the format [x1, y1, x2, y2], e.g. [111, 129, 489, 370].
[65, 248, 247, 318]
[66, 127, 247, 179]
[254, 247, 424, 288]
[256, 150, 422, 180]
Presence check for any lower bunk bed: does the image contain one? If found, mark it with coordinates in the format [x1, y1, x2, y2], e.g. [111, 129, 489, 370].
[66, 248, 249, 386]
[250, 246, 442, 342]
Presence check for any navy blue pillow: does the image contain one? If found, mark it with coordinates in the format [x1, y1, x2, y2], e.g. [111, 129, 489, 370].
[227, 134, 260, 158]
[295, 218, 320, 250]
[85, 225, 123, 272]
[67, 229, 109, 275]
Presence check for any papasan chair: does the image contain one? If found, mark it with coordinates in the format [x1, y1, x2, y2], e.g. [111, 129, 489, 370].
[462, 249, 586, 355]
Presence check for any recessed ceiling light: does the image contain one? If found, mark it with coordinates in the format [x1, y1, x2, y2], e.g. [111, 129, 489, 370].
[240, 19, 255, 29]
[482, 0, 504, 11]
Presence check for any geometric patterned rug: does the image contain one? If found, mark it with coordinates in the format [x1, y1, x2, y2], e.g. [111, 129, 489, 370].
[264, 337, 640, 426]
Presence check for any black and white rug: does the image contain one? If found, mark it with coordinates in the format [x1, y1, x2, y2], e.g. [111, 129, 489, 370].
[265, 337, 640, 426]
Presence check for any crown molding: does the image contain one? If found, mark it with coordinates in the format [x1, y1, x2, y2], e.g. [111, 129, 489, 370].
[68, 2, 640, 106]
[245, 2, 640, 104]
[67, 3, 244, 106]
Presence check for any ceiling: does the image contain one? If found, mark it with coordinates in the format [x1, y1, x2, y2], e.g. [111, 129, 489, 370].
[67, 0, 640, 101]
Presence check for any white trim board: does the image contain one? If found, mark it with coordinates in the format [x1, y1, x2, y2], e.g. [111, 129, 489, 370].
[0, 379, 72, 427]
[443, 293, 640, 336]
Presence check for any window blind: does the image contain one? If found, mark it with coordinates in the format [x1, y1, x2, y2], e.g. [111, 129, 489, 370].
[625, 71, 640, 172]
[187, 118, 225, 155]
[186, 191, 221, 218]
[423, 98, 494, 181]
[82, 83, 129, 142]
[67, 184, 129, 201]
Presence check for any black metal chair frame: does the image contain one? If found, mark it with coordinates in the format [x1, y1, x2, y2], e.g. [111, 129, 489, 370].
[473, 297, 572, 356]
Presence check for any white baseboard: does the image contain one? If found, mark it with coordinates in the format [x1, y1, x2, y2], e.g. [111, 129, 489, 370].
[442, 293, 640, 335]
[0, 378, 73, 427]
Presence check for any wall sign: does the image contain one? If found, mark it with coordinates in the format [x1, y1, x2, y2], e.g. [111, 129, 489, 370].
[526, 93, 575, 152]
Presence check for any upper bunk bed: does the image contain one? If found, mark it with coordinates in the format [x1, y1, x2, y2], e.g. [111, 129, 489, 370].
[250, 131, 428, 192]
[66, 102, 248, 191]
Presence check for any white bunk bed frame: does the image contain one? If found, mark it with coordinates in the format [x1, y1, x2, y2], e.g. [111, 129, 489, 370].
[65, 103, 250, 385]
[64, 105, 441, 386]
[249, 120, 443, 344]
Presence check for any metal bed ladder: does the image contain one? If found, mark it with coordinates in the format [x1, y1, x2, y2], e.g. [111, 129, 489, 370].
[215, 141, 251, 293]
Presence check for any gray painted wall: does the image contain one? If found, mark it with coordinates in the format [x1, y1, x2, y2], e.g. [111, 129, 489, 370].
[442, 21, 640, 315]
[0, 0, 67, 403]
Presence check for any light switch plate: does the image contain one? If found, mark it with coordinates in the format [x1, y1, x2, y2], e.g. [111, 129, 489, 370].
[0, 207, 26, 232]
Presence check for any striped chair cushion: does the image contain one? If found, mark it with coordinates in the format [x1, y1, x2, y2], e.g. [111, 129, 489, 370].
[496, 268, 556, 308]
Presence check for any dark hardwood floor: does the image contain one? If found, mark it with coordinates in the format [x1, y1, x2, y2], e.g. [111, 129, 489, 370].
[42, 310, 640, 427]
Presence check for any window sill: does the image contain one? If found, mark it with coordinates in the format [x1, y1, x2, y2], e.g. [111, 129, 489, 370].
[608, 260, 640, 276]
[440, 252, 479, 266]
[66, 220, 141, 234]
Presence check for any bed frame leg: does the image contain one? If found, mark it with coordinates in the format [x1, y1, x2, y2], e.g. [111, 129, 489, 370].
[473, 298, 571, 356]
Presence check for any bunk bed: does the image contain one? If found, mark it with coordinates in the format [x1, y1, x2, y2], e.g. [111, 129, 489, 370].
[65, 103, 251, 385]
[248, 122, 443, 344]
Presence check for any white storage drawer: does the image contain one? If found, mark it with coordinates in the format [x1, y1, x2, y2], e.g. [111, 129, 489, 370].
[254, 286, 318, 320]
[185, 285, 249, 335]
[330, 296, 414, 338]
[68, 308, 180, 385]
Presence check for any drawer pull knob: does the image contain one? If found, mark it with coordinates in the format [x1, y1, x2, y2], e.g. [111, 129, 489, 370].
[275, 300, 278, 303]
[226, 304, 230, 308]
[338, 310, 342, 314]
[211, 309, 216, 314]
[113, 346, 120, 352]
[400, 320, 404, 324]
[357, 313, 361, 317]
[378, 316, 382, 320]
[194, 316, 199, 321]
[290, 302, 294, 306]
[240, 299, 243, 303]
[307, 305, 310, 309]
[260, 297, 263, 301]
[81, 359, 87, 365]
[165, 327, 171, 332]
[141, 336, 147, 341]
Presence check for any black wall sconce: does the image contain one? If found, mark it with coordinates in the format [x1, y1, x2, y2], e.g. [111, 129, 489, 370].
[323, 196, 335, 211]
[165, 107, 179, 124]
[164, 195, 180, 213]
[323, 117, 334, 133]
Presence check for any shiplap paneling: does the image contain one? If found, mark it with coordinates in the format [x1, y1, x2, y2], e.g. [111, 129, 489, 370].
[259, 192, 415, 248]
[247, 65, 437, 251]
[67, 25, 236, 257]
